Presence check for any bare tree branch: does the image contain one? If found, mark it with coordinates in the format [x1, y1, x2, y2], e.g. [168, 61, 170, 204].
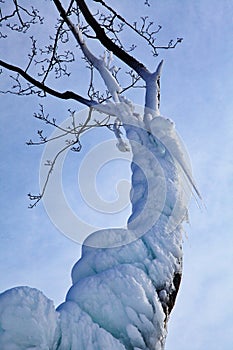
[40, 0, 75, 83]
[0, 59, 96, 107]
[0, 1, 43, 34]
[92, 0, 164, 56]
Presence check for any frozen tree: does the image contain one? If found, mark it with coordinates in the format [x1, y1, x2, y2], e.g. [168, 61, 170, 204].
[0, 1, 200, 349]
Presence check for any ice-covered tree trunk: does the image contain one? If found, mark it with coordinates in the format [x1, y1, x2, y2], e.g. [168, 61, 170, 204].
[56, 55, 192, 348]
[56, 103, 186, 349]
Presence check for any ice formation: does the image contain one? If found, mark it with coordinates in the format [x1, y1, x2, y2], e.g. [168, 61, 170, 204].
[0, 287, 60, 349]
[0, 103, 192, 349]
[0, 2, 198, 347]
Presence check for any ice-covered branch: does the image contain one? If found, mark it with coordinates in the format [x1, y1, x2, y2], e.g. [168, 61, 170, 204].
[144, 59, 163, 128]
[75, 28, 122, 102]
[113, 118, 130, 152]
[53, 0, 122, 102]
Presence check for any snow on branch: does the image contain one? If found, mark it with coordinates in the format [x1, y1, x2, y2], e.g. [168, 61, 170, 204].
[142, 59, 164, 130]
[74, 26, 122, 102]
[113, 118, 130, 152]
[53, 0, 122, 103]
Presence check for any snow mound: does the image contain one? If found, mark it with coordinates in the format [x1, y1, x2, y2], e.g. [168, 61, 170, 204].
[0, 286, 59, 350]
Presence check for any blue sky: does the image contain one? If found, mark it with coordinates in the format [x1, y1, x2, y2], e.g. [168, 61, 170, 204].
[0, 1, 233, 349]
